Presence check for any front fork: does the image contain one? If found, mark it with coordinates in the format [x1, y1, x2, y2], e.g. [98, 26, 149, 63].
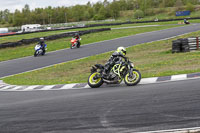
[128, 68, 134, 78]
[91, 67, 103, 80]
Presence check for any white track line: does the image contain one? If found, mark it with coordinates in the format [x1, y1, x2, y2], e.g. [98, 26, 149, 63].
[171, 74, 187, 81]
[40, 85, 55, 90]
[0, 85, 14, 90]
[59, 84, 77, 90]
[139, 77, 158, 84]
[23, 85, 40, 91]
[136, 126, 200, 133]
[10, 86, 23, 91]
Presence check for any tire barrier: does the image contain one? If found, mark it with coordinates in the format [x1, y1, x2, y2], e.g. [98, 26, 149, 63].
[172, 38, 190, 53]
[1, 17, 200, 38]
[0, 28, 111, 49]
[172, 37, 200, 53]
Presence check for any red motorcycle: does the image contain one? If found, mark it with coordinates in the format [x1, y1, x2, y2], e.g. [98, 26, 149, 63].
[70, 38, 81, 49]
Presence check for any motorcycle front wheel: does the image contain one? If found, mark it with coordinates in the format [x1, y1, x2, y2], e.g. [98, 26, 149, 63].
[88, 72, 103, 88]
[124, 70, 141, 86]
[34, 51, 38, 57]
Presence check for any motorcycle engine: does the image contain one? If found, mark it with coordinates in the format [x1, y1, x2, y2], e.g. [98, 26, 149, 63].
[108, 72, 117, 79]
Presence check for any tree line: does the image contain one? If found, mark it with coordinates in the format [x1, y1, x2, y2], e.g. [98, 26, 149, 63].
[0, 0, 199, 27]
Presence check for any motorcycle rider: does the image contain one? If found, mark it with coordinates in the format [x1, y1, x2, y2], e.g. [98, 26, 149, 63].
[103, 47, 127, 77]
[73, 33, 80, 40]
[39, 37, 46, 52]
[73, 33, 81, 46]
[184, 18, 190, 24]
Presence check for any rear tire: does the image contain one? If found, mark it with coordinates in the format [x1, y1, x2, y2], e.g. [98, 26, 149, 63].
[41, 50, 45, 55]
[88, 72, 103, 88]
[124, 70, 141, 86]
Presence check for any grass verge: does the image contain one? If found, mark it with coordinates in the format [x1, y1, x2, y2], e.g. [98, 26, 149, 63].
[2, 30, 200, 85]
[0, 24, 182, 61]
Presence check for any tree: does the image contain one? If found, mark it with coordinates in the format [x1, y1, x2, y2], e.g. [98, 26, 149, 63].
[97, 6, 107, 20]
[109, 0, 120, 18]
[175, 0, 184, 7]
[134, 10, 144, 19]
[186, 3, 195, 12]
[13, 9, 23, 26]
[22, 4, 31, 24]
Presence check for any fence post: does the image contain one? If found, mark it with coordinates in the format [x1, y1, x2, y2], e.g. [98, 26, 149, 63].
[196, 37, 199, 50]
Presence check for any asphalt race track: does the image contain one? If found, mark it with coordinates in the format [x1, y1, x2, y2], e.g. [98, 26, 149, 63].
[1, 24, 200, 78]
[0, 79, 200, 133]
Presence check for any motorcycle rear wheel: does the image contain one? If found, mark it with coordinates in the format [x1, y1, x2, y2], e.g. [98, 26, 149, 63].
[41, 50, 45, 55]
[77, 42, 80, 48]
[88, 72, 103, 88]
[124, 70, 141, 86]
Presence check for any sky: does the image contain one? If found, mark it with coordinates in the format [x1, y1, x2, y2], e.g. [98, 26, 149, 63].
[0, 0, 110, 12]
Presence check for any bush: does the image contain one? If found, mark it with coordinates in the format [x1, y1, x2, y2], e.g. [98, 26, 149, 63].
[186, 3, 195, 12]
[134, 10, 144, 19]
[93, 14, 105, 20]
[146, 9, 155, 16]
[154, 8, 166, 14]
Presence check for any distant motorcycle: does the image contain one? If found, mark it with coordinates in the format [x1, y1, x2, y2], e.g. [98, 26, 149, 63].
[70, 38, 81, 49]
[184, 19, 190, 24]
[88, 57, 141, 88]
[34, 44, 47, 57]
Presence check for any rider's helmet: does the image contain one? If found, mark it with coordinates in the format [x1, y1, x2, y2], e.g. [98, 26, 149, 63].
[39, 37, 44, 43]
[117, 47, 126, 56]
[74, 33, 79, 37]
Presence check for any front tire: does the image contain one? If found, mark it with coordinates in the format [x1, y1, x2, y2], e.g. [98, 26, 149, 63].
[124, 70, 141, 86]
[34, 51, 38, 57]
[88, 72, 103, 88]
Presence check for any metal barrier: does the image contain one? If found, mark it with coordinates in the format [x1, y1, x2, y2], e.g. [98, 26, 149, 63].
[188, 37, 200, 50]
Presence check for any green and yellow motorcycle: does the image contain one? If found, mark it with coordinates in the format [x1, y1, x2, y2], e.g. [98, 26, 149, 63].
[88, 57, 141, 88]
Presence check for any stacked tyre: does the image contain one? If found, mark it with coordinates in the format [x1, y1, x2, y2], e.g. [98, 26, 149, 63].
[172, 40, 181, 53]
[172, 38, 190, 53]
[181, 38, 190, 52]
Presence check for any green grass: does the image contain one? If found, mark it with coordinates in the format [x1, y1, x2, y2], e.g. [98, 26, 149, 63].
[3, 30, 200, 85]
[0, 24, 182, 62]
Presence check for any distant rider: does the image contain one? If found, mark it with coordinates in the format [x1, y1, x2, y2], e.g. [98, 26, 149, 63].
[184, 19, 190, 24]
[103, 47, 127, 77]
[73, 33, 80, 40]
[73, 33, 81, 45]
[39, 37, 46, 52]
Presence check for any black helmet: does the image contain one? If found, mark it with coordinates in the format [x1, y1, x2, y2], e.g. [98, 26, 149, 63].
[74, 33, 79, 36]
